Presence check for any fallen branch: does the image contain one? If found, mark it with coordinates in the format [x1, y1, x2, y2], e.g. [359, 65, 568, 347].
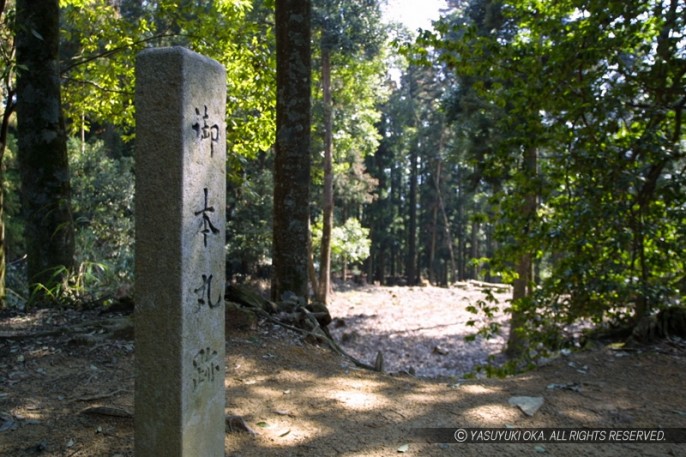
[79, 405, 133, 419]
[245, 303, 380, 372]
[0, 317, 132, 341]
[0, 327, 68, 340]
[74, 388, 131, 402]
[0, 322, 99, 340]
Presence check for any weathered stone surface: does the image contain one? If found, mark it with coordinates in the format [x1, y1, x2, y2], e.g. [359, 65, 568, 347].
[135, 46, 226, 457]
[509, 396, 545, 417]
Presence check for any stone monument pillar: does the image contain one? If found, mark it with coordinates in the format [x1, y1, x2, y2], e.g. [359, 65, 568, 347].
[134, 46, 226, 457]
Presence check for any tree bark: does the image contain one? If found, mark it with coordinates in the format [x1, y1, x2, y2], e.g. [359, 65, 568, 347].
[0, 67, 14, 310]
[307, 219, 319, 298]
[455, 165, 466, 281]
[507, 250, 532, 358]
[317, 48, 333, 303]
[406, 146, 418, 285]
[470, 220, 479, 279]
[506, 145, 537, 359]
[272, 0, 312, 302]
[434, 156, 457, 285]
[429, 166, 438, 285]
[16, 0, 75, 304]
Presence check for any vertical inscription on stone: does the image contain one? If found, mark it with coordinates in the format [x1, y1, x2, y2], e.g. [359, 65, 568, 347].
[194, 188, 220, 247]
[192, 347, 221, 391]
[192, 105, 220, 156]
[135, 47, 226, 457]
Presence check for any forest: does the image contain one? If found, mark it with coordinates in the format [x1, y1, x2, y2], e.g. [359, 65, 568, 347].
[1, 1, 686, 455]
[0, 0, 685, 364]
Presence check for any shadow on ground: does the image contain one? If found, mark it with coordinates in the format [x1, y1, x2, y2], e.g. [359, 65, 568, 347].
[1, 287, 685, 457]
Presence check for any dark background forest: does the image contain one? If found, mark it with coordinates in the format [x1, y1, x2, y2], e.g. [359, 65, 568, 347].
[0, 0, 685, 363]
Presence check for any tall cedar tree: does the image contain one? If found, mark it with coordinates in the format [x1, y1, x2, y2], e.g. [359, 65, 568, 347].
[272, 0, 312, 302]
[15, 0, 75, 303]
[0, 0, 15, 308]
[313, 0, 383, 302]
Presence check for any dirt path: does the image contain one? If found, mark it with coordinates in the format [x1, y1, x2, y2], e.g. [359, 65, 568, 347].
[1, 284, 685, 456]
[327, 282, 512, 377]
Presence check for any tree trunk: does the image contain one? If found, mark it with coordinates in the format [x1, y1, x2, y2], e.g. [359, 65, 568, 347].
[16, 0, 75, 305]
[455, 165, 466, 281]
[0, 81, 14, 311]
[429, 184, 438, 285]
[390, 162, 400, 280]
[307, 220, 319, 298]
[0, 174, 5, 308]
[434, 156, 457, 285]
[0, 1, 12, 308]
[507, 251, 532, 358]
[317, 48, 333, 303]
[485, 222, 494, 283]
[470, 220, 479, 279]
[272, 0, 312, 302]
[375, 242, 385, 284]
[406, 146, 418, 285]
[506, 145, 537, 359]
[0, 161, 4, 309]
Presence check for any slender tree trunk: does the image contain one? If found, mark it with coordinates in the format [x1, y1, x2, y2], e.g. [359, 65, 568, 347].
[455, 165, 466, 281]
[506, 145, 537, 358]
[272, 0, 312, 302]
[429, 187, 438, 285]
[0, 3, 12, 308]
[0, 161, 5, 309]
[507, 251, 532, 358]
[307, 219, 319, 297]
[485, 223, 494, 283]
[0, 91, 14, 310]
[434, 157, 457, 285]
[390, 162, 400, 280]
[406, 146, 418, 285]
[470, 220, 479, 279]
[317, 48, 333, 303]
[16, 0, 75, 305]
[375, 242, 385, 284]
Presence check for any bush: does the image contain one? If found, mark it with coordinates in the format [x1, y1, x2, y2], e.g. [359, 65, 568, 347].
[312, 216, 371, 275]
[68, 138, 135, 305]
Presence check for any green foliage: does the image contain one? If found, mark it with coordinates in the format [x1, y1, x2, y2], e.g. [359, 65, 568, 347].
[2, 134, 24, 260]
[313, 0, 385, 56]
[312, 217, 371, 272]
[3, 134, 28, 308]
[70, 138, 134, 268]
[60, 0, 275, 162]
[225, 158, 274, 276]
[29, 262, 110, 307]
[329, 53, 386, 194]
[310, 0, 388, 210]
[414, 0, 686, 365]
[68, 138, 134, 305]
[471, 356, 536, 379]
[464, 289, 502, 341]
[60, 2, 136, 134]
[332, 218, 371, 265]
[0, 1, 15, 89]
[3, 138, 134, 307]
[328, 58, 385, 210]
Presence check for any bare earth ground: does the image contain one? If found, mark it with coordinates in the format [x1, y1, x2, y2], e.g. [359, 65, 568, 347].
[1, 283, 685, 457]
